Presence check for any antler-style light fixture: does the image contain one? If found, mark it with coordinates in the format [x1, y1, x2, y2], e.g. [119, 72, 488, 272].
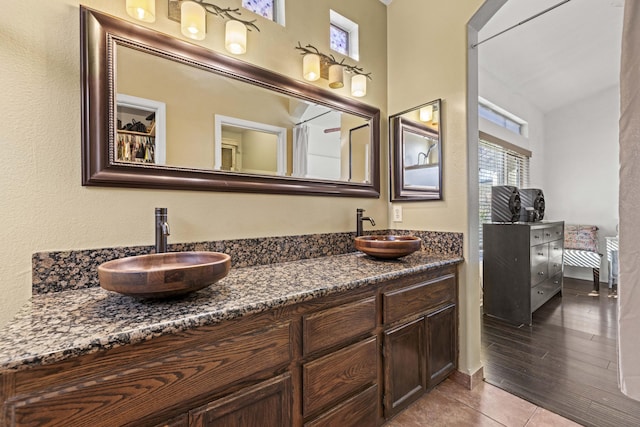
[295, 42, 372, 97]
[127, 1, 259, 54]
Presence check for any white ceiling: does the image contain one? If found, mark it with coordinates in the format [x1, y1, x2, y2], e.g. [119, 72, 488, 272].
[478, 0, 624, 113]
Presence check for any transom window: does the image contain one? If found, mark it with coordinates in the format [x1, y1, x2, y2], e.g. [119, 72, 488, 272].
[330, 24, 349, 55]
[242, 0, 285, 25]
[478, 97, 528, 137]
[329, 10, 359, 60]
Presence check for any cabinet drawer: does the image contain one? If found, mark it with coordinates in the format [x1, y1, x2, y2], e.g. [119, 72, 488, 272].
[190, 374, 292, 427]
[5, 323, 292, 427]
[383, 274, 455, 324]
[304, 384, 378, 427]
[546, 224, 564, 243]
[549, 257, 563, 277]
[531, 276, 562, 312]
[530, 228, 545, 245]
[530, 244, 548, 286]
[303, 337, 378, 417]
[303, 297, 376, 356]
[549, 239, 563, 260]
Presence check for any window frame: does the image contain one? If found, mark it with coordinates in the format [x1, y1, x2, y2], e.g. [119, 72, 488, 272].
[329, 10, 359, 60]
[242, 0, 286, 26]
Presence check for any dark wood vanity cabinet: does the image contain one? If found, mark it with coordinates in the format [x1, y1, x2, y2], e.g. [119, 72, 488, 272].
[381, 272, 458, 419]
[0, 265, 459, 427]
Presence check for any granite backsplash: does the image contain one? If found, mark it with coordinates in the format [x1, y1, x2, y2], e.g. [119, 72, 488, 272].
[32, 230, 463, 294]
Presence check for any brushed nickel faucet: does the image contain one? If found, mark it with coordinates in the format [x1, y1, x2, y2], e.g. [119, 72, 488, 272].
[356, 208, 375, 237]
[155, 207, 170, 253]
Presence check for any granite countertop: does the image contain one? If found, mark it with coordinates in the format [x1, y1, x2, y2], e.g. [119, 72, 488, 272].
[0, 251, 462, 373]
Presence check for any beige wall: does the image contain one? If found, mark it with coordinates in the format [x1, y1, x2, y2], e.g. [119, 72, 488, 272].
[387, 0, 484, 377]
[0, 0, 387, 326]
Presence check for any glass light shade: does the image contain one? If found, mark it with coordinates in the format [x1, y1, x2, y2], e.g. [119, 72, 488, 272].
[126, 0, 156, 22]
[328, 64, 344, 89]
[225, 20, 247, 54]
[419, 105, 433, 122]
[303, 54, 321, 81]
[351, 74, 367, 97]
[181, 1, 206, 41]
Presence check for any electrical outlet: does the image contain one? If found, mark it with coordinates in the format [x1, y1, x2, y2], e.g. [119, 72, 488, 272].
[392, 205, 403, 222]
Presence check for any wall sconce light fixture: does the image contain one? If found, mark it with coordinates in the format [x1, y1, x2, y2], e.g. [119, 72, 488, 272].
[225, 19, 247, 55]
[303, 53, 321, 81]
[328, 64, 344, 89]
[351, 74, 367, 97]
[126, 0, 156, 22]
[419, 105, 433, 122]
[180, 1, 206, 40]
[295, 42, 372, 97]
[160, 1, 259, 54]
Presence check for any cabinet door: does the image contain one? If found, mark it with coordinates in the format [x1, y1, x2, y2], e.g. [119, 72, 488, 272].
[190, 374, 291, 427]
[383, 317, 426, 418]
[425, 305, 457, 389]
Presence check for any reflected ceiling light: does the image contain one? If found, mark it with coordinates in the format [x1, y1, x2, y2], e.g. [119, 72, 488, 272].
[419, 105, 433, 122]
[181, 1, 206, 40]
[295, 43, 372, 96]
[432, 109, 440, 125]
[351, 74, 367, 97]
[225, 20, 247, 54]
[126, 0, 156, 22]
[303, 54, 321, 82]
[328, 64, 344, 89]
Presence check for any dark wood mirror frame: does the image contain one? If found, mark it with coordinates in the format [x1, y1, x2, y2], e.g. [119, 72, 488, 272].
[389, 99, 443, 201]
[80, 7, 380, 197]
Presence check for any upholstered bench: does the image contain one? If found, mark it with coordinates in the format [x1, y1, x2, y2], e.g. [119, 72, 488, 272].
[563, 225, 603, 296]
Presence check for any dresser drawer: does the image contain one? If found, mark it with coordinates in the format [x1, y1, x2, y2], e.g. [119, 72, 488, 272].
[531, 275, 562, 312]
[530, 244, 548, 286]
[303, 297, 376, 356]
[545, 224, 564, 243]
[549, 257, 563, 277]
[382, 274, 455, 324]
[302, 337, 378, 417]
[530, 228, 545, 245]
[549, 239, 563, 259]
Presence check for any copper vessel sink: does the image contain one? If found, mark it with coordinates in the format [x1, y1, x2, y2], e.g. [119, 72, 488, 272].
[98, 251, 231, 298]
[355, 235, 422, 259]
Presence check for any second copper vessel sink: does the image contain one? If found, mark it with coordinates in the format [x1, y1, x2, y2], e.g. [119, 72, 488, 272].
[355, 235, 422, 259]
[98, 251, 231, 298]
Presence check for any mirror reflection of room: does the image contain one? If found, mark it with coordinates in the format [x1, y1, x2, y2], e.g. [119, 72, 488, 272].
[115, 44, 371, 183]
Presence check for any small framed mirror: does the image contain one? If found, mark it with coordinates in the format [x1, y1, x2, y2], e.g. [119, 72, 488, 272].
[389, 99, 442, 201]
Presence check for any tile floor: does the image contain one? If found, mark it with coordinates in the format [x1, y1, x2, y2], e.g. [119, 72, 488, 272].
[385, 379, 582, 426]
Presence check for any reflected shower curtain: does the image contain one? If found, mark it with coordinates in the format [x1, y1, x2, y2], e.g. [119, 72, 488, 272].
[293, 125, 309, 177]
[618, 0, 640, 401]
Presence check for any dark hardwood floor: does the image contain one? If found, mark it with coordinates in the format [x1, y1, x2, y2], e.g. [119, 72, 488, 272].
[482, 277, 640, 427]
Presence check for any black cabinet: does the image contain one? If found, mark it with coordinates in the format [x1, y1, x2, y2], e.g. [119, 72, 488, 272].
[483, 221, 564, 325]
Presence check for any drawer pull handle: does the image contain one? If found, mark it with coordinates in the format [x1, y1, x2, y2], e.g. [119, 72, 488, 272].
[537, 252, 544, 256]
[554, 280, 560, 285]
[534, 235, 540, 239]
[545, 233, 551, 237]
[538, 290, 544, 294]
[538, 271, 545, 276]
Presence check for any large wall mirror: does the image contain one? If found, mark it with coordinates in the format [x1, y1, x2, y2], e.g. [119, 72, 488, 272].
[389, 99, 442, 201]
[81, 7, 380, 197]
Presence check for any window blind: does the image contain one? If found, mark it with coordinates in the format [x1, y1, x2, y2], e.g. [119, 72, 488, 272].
[479, 137, 530, 252]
